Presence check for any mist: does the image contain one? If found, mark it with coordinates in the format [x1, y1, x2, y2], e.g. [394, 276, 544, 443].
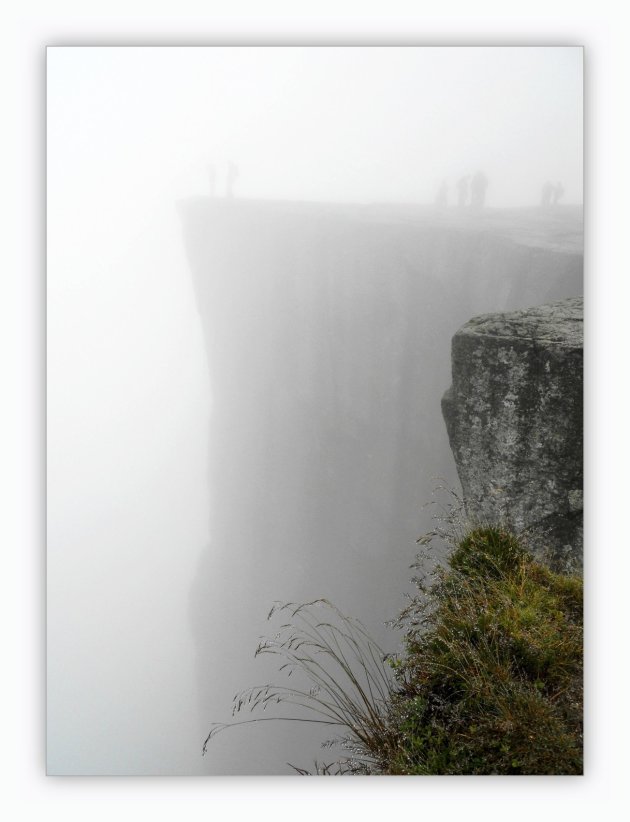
[47, 46, 583, 775]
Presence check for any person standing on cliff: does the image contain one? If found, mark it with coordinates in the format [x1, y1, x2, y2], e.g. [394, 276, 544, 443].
[456, 175, 470, 208]
[552, 181, 565, 206]
[226, 161, 239, 198]
[541, 180, 554, 207]
[470, 171, 488, 208]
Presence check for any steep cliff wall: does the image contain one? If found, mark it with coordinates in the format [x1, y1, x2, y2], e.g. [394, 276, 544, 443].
[442, 297, 583, 569]
[179, 199, 583, 773]
[180, 200, 582, 604]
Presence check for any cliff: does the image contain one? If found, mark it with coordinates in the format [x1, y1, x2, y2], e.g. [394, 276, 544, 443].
[180, 200, 582, 601]
[179, 199, 583, 773]
[442, 296, 583, 569]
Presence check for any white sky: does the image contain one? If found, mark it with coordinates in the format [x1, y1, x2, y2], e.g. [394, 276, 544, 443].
[48, 46, 583, 209]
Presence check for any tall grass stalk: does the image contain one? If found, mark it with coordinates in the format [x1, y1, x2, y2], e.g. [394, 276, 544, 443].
[203, 599, 400, 773]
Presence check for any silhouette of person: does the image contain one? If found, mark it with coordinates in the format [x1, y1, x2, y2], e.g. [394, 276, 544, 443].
[435, 179, 448, 209]
[541, 181, 554, 207]
[208, 163, 217, 198]
[552, 182, 565, 206]
[226, 161, 239, 198]
[470, 171, 488, 208]
[456, 175, 470, 208]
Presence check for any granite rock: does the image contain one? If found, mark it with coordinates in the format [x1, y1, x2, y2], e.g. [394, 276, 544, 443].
[442, 297, 583, 570]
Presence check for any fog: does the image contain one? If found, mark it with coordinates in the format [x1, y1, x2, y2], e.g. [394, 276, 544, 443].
[47, 46, 583, 775]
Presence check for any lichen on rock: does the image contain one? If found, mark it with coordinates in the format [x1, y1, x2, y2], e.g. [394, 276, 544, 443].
[442, 297, 583, 570]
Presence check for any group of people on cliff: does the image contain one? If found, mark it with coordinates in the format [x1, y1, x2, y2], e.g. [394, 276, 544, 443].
[436, 174, 568, 210]
[208, 164, 565, 210]
[435, 171, 489, 209]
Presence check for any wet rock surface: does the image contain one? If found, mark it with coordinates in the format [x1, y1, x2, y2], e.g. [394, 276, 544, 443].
[442, 297, 583, 570]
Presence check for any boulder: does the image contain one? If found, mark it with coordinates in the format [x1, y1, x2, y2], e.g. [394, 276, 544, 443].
[442, 297, 583, 570]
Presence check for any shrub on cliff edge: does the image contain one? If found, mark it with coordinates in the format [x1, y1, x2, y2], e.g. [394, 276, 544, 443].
[387, 526, 583, 774]
[204, 526, 583, 775]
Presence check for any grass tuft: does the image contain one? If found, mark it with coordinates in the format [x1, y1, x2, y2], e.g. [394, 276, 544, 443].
[389, 526, 583, 774]
[204, 524, 582, 775]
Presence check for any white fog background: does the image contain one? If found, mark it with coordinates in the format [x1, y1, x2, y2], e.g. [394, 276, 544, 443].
[47, 46, 582, 775]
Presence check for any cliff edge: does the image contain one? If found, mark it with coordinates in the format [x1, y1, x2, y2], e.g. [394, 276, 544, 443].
[442, 296, 583, 569]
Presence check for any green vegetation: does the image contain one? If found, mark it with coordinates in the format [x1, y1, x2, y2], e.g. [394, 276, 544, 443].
[386, 527, 583, 774]
[204, 527, 583, 775]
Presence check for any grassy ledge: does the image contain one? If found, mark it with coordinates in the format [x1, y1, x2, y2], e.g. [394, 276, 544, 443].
[387, 527, 583, 775]
[204, 526, 583, 775]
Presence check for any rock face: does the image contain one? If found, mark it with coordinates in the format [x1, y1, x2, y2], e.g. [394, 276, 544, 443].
[442, 297, 583, 569]
[180, 201, 583, 772]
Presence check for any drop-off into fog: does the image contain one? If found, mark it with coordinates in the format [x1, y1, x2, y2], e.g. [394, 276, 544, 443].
[47, 46, 583, 775]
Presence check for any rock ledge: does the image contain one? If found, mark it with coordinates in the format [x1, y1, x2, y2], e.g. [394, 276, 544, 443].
[442, 297, 583, 569]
